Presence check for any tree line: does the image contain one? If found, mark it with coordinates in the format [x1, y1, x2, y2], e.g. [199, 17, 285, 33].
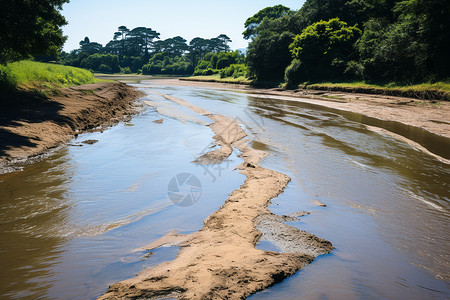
[60, 26, 234, 75]
[245, 1, 449, 86]
[2, 0, 448, 88]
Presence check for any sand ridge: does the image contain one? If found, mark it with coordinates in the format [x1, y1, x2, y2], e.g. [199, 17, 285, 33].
[99, 93, 333, 299]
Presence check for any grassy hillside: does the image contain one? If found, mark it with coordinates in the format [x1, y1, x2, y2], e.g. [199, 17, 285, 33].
[0, 60, 101, 92]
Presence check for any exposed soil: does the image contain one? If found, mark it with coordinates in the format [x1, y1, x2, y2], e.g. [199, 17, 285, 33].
[0, 82, 142, 172]
[99, 92, 333, 299]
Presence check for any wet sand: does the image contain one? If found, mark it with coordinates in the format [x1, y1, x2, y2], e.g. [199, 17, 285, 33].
[99, 92, 333, 299]
[0, 82, 142, 173]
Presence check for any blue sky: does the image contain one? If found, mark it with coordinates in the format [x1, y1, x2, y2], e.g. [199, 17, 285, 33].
[61, 0, 305, 52]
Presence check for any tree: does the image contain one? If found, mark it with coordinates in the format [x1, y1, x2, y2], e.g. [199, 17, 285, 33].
[79, 37, 103, 55]
[0, 0, 69, 64]
[243, 5, 293, 39]
[245, 10, 298, 82]
[104, 40, 121, 56]
[153, 36, 189, 57]
[113, 25, 130, 58]
[246, 30, 295, 81]
[188, 38, 212, 65]
[80, 53, 120, 73]
[287, 18, 361, 83]
[127, 27, 160, 58]
[217, 34, 232, 52]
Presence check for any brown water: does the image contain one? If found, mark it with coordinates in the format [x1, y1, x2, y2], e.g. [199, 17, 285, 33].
[0, 80, 449, 299]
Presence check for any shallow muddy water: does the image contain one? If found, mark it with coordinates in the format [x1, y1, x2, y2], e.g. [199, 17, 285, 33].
[1, 80, 449, 299]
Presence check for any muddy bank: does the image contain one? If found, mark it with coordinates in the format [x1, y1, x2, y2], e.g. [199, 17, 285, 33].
[0, 82, 142, 172]
[99, 93, 333, 299]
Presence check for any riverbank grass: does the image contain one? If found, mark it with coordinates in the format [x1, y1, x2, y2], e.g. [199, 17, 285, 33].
[305, 81, 450, 101]
[0, 60, 102, 93]
[181, 74, 252, 85]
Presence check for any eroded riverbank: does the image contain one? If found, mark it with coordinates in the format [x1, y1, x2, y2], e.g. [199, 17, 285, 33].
[0, 82, 142, 173]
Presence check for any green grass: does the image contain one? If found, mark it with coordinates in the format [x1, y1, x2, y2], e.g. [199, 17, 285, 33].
[307, 81, 450, 92]
[0, 60, 102, 92]
[182, 74, 252, 85]
[303, 81, 450, 101]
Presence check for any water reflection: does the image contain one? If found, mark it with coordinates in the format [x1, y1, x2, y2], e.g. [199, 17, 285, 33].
[0, 151, 72, 298]
[244, 95, 449, 298]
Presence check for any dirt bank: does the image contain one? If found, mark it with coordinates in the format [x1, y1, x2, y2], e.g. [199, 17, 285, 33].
[99, 92, 333, 299]
[0, 82, 142, 172]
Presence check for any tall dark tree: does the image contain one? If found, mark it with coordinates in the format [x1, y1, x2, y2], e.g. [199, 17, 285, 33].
[0, 0, 69, 64]
[127, 27, 160, 58]
[216, 34, 232, 52]
[153, 36, 188, 57]
[189, 37, 212, 65]
[245, 8, 297, 81]
[113, 25, 130, 59]
[243, 5, 293, 39]
[79, 37, 103, 55]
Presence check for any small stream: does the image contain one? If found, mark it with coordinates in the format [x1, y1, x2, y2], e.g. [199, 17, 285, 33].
[0, 80, 448, 299]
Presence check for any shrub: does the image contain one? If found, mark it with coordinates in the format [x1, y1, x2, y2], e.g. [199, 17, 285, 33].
[0, 64, 17, 92]
[121, 67, 132, 74]
[284, 59, 304, 88]
[81, 54, 120, 73]
[219, 64, 247, 78]
[99, 64, 113, 74]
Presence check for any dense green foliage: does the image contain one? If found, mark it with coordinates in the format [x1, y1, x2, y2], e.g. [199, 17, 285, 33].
[80, 54, 120, 73]
[243, 5, 293, 40]
[142, 54, 193, 75]
[60, 26, 234, 76]
[287, 18, 361, 85]
[219, 64, 247, 79]
[0, 0, 68, 64]
[0, 60, 98, 92]
[193, 51, 245, 76]
[246, 1, 450, 86]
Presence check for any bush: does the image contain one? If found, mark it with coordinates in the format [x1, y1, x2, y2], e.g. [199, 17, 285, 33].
[284, 59, 304, 88]
[202, 68, 216, 76]
[121, 67, 132, 74]
[80, 54, 120, 73]
[143, 53, 193, 75]
[99, 64, 112, 74]
[219, 64, 247, 78]
[0, 65, 18, 92]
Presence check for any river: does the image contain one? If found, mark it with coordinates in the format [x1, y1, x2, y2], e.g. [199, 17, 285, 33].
[0, 79, 449, 299]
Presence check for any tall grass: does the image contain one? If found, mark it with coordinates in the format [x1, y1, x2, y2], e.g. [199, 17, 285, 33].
[0, 60, 100, 92]
[308, 81, 450, 92]
[183, 74, 252, 85]
[305, 81, 450, 101]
